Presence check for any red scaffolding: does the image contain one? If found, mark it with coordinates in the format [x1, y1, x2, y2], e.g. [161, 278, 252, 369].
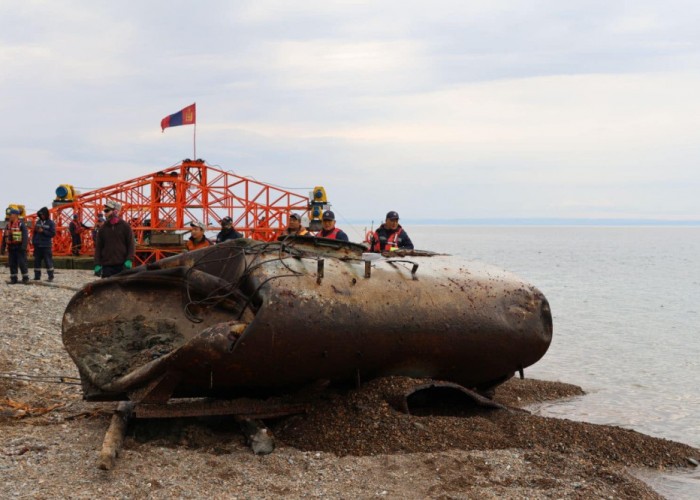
[24, 159, 310, 264]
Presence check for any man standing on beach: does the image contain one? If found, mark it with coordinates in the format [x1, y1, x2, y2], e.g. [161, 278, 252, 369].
[32, 206, 56, 281]
[92, 215, 105, 244]
[1, 208, 30, 284]
[94, 200, 135, 278]
[68, 214, 87, 256]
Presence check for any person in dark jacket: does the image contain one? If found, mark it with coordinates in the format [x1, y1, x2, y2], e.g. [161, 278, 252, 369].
[1, 208, 30, 284]
[68, 214, 88, 256]
[92, 215, 105, 244]
[215, 216, 242, 243]
[32, 206, 56, 281]
[94, 200, 135, 278]
[316, 210, 349, 241]
[369, 210, 414, 253]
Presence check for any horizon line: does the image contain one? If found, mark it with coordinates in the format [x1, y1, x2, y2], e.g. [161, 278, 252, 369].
[345, 217, 700, 226]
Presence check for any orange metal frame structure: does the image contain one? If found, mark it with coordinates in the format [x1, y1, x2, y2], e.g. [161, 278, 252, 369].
[24, 159, 310, 264]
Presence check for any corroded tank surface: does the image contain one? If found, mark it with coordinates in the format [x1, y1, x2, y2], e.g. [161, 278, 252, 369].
[62, 237, 552, 401]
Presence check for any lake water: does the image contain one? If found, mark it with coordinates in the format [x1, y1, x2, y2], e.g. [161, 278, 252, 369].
[405, 225, 700, 497]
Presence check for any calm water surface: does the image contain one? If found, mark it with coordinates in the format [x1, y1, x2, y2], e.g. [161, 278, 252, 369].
[405, 226, 699, 497]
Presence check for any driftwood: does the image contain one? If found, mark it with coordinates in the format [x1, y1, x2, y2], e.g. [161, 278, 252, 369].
[98, 401, 134, 470]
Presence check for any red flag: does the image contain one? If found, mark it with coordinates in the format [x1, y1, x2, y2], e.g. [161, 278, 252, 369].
[161, 103, 196, 132]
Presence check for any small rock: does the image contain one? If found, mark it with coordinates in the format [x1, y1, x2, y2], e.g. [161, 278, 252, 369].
[250, 429, 274, 455]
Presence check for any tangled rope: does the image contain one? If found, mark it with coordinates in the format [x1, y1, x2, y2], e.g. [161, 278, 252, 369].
[181, 241, 308, 323]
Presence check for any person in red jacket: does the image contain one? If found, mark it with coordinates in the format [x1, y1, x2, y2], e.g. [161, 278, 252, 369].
[369, 211, 414, 253]
[316, 210, 348, 241]
[68, 214, 88, 256]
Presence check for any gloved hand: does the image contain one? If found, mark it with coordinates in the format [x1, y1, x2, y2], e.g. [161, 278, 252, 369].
[124, 260, 133, 269]
[94, 265, 102, 276]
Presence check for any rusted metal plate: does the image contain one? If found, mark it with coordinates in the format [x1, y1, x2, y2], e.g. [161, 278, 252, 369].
[134, 397, 308, 419]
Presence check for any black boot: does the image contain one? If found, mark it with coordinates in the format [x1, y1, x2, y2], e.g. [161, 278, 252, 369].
[9, 276, 18, 285]
[48, 270, 55, 282]
[34, 270, 41, 280]
[22, 275, 30, 284]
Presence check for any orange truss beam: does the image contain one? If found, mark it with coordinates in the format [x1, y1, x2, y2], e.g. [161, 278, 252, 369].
[24, 159, 310, 264]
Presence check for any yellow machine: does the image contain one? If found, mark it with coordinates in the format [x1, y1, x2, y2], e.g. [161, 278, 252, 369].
[5, 204, 26, 218]
[308, 186, 330, 232]
[54, 184, 80, 204]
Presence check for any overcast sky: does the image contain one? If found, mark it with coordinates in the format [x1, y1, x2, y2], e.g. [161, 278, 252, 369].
[1, 0, 699, 223]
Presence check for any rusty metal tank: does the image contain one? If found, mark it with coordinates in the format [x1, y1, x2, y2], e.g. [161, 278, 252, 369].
[62, 237, 553, 401]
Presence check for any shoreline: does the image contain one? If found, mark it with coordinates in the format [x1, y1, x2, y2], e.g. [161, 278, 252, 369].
[1, 270, 698, 498]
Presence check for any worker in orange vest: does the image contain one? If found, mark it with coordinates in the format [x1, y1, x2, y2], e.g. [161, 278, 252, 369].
[186, 220, 213, 251]
[1, 208, 30, 284]
[316, 211, 348, 241]
[369, 211, 414, 253]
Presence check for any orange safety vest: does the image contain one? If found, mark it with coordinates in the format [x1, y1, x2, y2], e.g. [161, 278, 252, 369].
[4, 220, 24, 246]
[318, 228, 341, 240]
[371, 228, 403, 252]
[186, 237, 212, 251]
[286, 227, 309, 236]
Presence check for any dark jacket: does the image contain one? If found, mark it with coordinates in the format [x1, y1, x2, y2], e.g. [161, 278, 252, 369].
[216, 227, 242, 243]
[95, 218, 135, 266]
[370, 224, 414, 252]
[32, 218, 56, 248]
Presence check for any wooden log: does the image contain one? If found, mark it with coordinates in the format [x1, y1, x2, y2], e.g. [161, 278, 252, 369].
[98, 401, 134, 470]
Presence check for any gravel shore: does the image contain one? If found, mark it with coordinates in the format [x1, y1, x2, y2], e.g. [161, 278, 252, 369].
[1, 269, 698, 498]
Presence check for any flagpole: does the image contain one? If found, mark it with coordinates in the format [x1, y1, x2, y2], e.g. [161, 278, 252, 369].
[193, 124, 197, 159]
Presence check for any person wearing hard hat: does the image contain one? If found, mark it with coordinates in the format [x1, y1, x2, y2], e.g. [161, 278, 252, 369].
[215, 216, 242, 243]
[369, 211, 414, 253]
[1, 208, 30, 284]
[32, 207, 56, 281]
[186, 220, 213, 250]
[94, 200, 135, 278]
[316, 210, 348, 241]
[284, 213, 309, 236]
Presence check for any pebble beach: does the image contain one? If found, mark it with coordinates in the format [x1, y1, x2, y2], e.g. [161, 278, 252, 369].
[1, 269, 698, 498]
